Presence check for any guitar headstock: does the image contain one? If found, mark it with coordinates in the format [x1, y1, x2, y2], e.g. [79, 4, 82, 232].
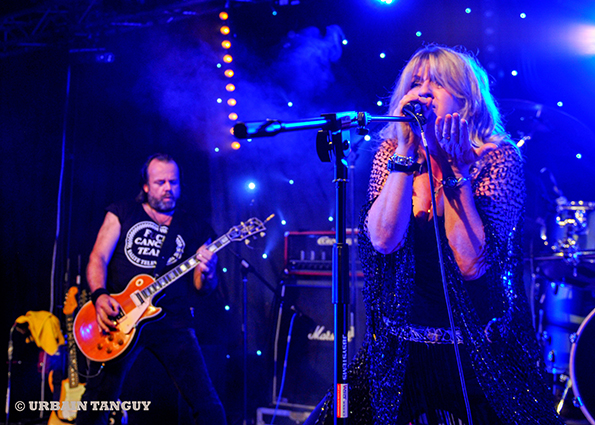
[226, 215, 274, 243]
[64, 286, 79, 315]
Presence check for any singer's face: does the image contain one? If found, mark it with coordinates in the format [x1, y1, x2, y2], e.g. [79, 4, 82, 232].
[408, 65, 461, 122]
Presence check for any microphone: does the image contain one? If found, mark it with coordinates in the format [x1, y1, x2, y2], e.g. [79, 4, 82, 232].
[402, 101, 427, 126]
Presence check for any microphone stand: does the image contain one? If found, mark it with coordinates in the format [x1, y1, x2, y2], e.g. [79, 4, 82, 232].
[233, 111, 417, 425]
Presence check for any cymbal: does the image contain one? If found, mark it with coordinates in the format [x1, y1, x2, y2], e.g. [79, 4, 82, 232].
[528, 250, 595, 290]
[498, 98, 595, 145]
[501, 98, 595, 205]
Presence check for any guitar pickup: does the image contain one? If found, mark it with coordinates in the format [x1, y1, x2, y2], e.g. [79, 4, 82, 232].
[131, 290, 146, 307]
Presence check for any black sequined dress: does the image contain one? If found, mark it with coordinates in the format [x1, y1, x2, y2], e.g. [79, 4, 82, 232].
[311, 142, 563, 425]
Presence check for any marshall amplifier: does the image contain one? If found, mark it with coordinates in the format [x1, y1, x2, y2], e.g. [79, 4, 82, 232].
[284, 230, 363, 277]
[272, 276, 366, 408]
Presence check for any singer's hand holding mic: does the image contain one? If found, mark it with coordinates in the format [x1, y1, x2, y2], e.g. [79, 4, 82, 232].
[393, 96, 426, 155]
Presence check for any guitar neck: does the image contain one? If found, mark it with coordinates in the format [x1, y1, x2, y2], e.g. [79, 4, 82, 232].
[140, 233, 232, 300]
[65, 315, 80, 388]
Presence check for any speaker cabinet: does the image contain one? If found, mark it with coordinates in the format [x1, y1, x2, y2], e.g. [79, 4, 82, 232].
[272, 277, 366, 407]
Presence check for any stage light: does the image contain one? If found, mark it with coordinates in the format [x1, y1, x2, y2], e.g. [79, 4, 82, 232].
[289, 179, 294, 184]
[465, 8, 471, 14]
[216, 63, 222, 68]
[557, 101, 563, 107]
[224, 305, 230, 311]
[220, 26, 230, 35]
[248, 182, 256, 190]
[377, 101, 383, 106]
[225, 69, 234, 78]
[520, 13, 526, 19]
[577, 153, 583, 159]
[364, 135, 371, 141]
[281, 220, 287, 225]
[232, 141, 241, 150]
[223, 54, 233, 63]
[328, 216, 334, 222]
[219, 11, 229, 20]
[379, 52, 386, 59]
[570, 25, 595, 55]
[342, 39, 348, 45]
[272, 10, 277, 16]
[223, 267, 228, 272]
[262, 253, 268, 259]
[377, 0, 394, 4]
[511, 70, 518, 76]
[226, 354, 231, 359]
[216, 98, 222, 103]
[222, 40, 231, 49]
[227, 98, 237, 106]
[228, 112, 238, 120]
[416, 31, 422, 37]
[288, 101, 293, 107]
[226, 83, 236, 92]
[256, 350, 262, 356]
[214, 147, 220, 152]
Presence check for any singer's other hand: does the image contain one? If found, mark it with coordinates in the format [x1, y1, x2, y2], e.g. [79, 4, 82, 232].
[435, 112, 496, 170]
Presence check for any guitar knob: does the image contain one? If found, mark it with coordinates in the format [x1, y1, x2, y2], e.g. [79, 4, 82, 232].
[106, 347, 113, 354]
[97, 343, 103, 350]
[117, 339, 124, 346]
[107, 334, 114, 341]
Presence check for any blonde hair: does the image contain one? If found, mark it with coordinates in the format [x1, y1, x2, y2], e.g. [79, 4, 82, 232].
[380, 45, 509, 148]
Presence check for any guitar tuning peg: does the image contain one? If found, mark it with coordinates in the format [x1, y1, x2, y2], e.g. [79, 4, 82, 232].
[259, 232, 266, 238]
[245, 239, 250, 245]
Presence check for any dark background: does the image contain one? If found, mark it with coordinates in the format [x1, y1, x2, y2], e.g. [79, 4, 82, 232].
[3, 0, 595, 423]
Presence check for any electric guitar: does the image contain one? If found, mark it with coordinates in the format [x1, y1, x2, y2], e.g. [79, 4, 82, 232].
[74, 216, 271, 362]
[48, 286, 86, 424]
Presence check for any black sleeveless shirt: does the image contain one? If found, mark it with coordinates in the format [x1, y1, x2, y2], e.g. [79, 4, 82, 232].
[105, 199, 215, 316]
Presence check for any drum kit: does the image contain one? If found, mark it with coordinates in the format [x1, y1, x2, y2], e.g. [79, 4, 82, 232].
[502, 99, 595, 424]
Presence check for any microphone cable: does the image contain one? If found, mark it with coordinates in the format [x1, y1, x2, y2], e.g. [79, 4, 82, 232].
[403, 107, 474, 425]
[270, 311, 298, 425]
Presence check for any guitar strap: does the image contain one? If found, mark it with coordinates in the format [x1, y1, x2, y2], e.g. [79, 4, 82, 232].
[153, 213, 182, 278]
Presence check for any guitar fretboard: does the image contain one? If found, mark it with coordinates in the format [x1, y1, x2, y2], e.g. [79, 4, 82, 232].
[134, 234, 232, 304]
[66, 315, 80, 388]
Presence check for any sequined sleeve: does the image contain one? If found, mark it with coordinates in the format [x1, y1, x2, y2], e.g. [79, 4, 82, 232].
[472, 143, 525, 250]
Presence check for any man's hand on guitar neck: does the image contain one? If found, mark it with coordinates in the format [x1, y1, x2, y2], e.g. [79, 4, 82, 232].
[95, 293, 122, 333]
[193, 242, 218, 292]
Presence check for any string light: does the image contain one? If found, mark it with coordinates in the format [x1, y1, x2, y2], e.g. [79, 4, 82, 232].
[218, 9, 239, 149]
